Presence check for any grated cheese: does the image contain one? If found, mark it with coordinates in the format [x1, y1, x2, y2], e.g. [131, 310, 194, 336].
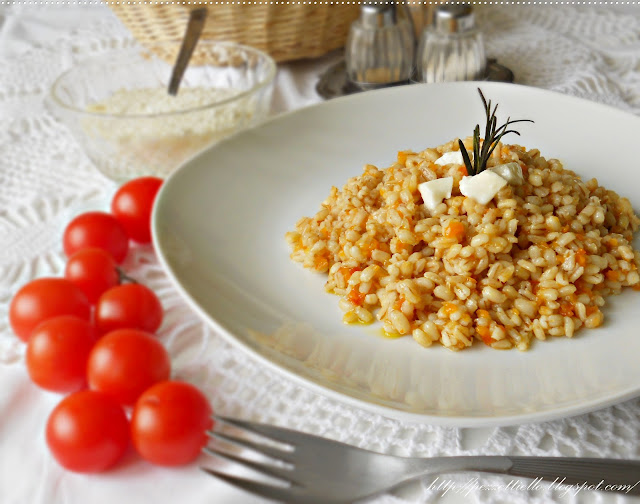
[83, 87, 259, 180]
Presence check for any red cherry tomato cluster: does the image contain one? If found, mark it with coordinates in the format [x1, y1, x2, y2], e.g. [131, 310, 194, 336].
[8, 177, 213, 474]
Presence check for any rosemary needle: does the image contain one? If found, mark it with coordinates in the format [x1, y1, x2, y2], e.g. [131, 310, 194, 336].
[459, 88, 534, 176]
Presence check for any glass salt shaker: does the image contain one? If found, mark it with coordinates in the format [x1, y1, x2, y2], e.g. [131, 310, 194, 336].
[416, 3, 486, 83]
[345, 3, 415, 89]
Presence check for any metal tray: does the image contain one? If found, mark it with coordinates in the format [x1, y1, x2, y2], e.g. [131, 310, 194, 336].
[317, 58, 514, 100]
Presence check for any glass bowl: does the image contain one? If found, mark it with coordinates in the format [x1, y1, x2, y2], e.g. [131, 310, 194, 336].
[47, 41, 276, 182]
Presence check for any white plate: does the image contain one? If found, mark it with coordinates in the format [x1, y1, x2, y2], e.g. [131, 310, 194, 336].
[152, 81, 640, 427]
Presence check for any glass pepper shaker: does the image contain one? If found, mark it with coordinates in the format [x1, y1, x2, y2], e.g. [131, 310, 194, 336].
[415, 3, 486, 83]
[345, 3, 415, 89]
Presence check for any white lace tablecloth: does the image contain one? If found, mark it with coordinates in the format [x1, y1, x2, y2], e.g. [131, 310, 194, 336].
[1, 4, 640, 504]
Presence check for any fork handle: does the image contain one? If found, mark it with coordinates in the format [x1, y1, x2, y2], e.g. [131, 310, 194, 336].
[440, 456, 640, 496]
[505, 457, 640, 495]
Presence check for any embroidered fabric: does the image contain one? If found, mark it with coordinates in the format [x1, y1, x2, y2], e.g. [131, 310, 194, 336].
[1, 5, 639, 504]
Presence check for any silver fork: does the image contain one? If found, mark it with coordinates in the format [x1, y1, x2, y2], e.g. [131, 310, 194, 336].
[201, 416, 640, 503]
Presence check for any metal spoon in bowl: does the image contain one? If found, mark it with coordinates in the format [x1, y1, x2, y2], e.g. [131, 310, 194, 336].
[168, 7, 208, 96]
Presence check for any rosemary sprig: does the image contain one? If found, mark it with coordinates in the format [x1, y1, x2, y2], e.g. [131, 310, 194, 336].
[458, 88, 534, 176]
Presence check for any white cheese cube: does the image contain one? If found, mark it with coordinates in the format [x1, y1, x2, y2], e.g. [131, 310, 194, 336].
[459, 170, 508, 205]
[418, 177, 454, 211]
[434, 151, 466, 166]
[489, 162, 524, 186]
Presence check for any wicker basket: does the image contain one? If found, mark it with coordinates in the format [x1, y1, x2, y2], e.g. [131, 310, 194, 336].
[110, 3, 360, 63]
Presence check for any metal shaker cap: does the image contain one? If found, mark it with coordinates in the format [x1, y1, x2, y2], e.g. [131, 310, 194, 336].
[359, 3, 397, 29]
[432, 3, 476, 34]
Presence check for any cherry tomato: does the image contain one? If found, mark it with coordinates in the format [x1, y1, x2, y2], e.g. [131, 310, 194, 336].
[131, 381, 212, 466]
[87, 329, 171, 406]
[9, 278, 91, 342]
[111, 177, 163, 244]
[46, 390, 129, 473]
[26, 316, 97, 393]
[63, 211, 129, 263]
[64, 248, 120, 304]
[94, 283, 163, 334]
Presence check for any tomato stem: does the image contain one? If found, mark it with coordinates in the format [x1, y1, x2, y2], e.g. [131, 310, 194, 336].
[117, 268, 138, 284]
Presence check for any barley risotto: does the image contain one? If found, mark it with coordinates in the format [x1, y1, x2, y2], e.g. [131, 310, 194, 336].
[286, 136, 640, 351]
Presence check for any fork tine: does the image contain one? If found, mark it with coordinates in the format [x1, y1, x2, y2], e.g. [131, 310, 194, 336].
[207, 430, 293, 463]
[201, 467, 302, 503]
[202, 446, 297, 485]
[214, 415, 306, 446]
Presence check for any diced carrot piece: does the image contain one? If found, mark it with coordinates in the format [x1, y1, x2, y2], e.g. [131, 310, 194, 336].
[348, 288, 365, 306]
[477, 326, 492, 346]
[396, 241, 411, 253]
[442, 302, 457, 316]
[338, 266, 361, 281]
[397, 151, 411, 165]
[586, 305, 598, 316]
[444, 221, 465, 240]
[314, 256, 329, 271]
[576, 249, 588, 267]
[605, 270, 620, 281]
[559, 303, 574, 317]
[476, 309, 491, 319]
